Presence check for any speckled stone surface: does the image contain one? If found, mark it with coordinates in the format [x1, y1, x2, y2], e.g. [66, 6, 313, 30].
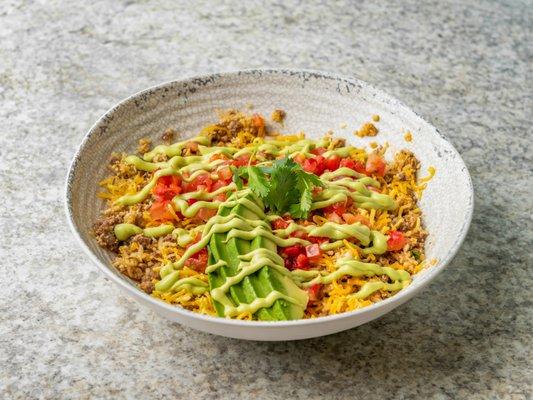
[1, 1, 531, 399]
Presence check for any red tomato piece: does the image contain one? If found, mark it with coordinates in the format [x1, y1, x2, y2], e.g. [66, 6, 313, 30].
[272, 218, 289, 230]
[387, 230, 407, 251]
[185, 248, 208, 272]
[211, 179, 230, 192]
[325, 155, 341, 171]
[366, 153, 386, 177]
[305, 243, 321, 260]
[232, 154, 251, 167]
[197, 207, 217, 222]
[282, 245, 304, 257]
[150, 200, 174, 221]
[194, 174, 213, 192]
[303, 157, 318, 174]
[295, 254, 310, 270]
[311, 147, 326, 156]
[307, 236, 329, 245]
[217, 166, 233, 181]
[325, 212, 343, 224]
[214, 193, 227, 202]
[324, 203, 345, 216]
[293, 153, 306, 165]
[342, 213, 371, 227]
[314, 155, 326, 175]
[290, 230, 308, 239]
[340, 158, 367, 174]
[339, 158, 355, 170]
[307, 284, 322, 302]
[153, 175, 181, 201]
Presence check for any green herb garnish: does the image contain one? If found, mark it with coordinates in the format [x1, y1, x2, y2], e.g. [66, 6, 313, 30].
[233, 157, 323, 218]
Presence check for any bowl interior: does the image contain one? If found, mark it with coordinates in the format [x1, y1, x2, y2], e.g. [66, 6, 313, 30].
[67, 70, 473, 324]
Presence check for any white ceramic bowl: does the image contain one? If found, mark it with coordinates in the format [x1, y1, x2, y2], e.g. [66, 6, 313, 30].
[65, 69, 473, 341]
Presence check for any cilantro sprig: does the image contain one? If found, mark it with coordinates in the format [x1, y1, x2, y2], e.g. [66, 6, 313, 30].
[232, 157, 324, 218]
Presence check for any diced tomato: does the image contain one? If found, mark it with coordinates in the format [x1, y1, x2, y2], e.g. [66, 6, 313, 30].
[282, 245, 304, 257]
[182, 173, 213, 193]
[303, 155, 326, 175]
[387, 230, 407, 251]
[211, 179, 231, 192]
[293, 153, 306, 165]
[311, 147, 326, 156]
[187, 198, 198, 205]
[197, 207, 217, 222]
[153, 175, 181, 201]
[303, 157, 318, 174]
[307, 284, 322, 302]
[272, 218, 290, 230]
[157, 175, 178, 186]
[325, 212, 343, 224]
[340, 158, 367, 174]
[232, 154, 251, 167]
[342, 213, 371, 227]
[307, 236, 328, 245]
[217, 166, 233, 181]
[214, 193, 227, 202]
[314, 155, 326, 175]
[195, 174, 213, 192]
[181, 182, 193, 193]
[366, 153, 386, 177]
[290, 230, 308, 239]
[339, 158, 355, 169]
[325, 155, 341, 171]
[185, 248, 208, 272]
[295, 254, 309, 270]
[305, 243, 321, 260]
[324, 198, 353, 216]
[150, 200, 175, 221]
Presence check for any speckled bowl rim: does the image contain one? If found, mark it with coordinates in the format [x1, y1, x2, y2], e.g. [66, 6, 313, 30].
[65, 68, 474, 328]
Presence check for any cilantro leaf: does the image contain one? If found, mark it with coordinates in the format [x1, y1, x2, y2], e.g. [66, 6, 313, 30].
[246, 166, 269, 197]
[231, 156, 324, 218]
[231, 166, 244, 189]
[265, 158, 299, 213]
[289, 169, 324, 218]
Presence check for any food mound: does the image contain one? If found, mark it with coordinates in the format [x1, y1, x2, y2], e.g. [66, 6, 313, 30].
[93, 110, 432, 321]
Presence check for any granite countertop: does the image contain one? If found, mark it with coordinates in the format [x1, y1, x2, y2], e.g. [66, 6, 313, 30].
[1, 1, 531, 399]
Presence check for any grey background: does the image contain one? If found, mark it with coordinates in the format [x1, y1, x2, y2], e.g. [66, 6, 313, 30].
[1, 1, 531, 399]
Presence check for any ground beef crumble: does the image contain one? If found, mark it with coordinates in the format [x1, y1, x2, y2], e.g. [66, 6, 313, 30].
[92, 212, 125, 253]
[137, 138, 151, 154]
[161, 128, 175, 143]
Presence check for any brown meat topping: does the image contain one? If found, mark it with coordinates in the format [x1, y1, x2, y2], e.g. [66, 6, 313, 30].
[140, 268, 156, 293]
[131, 234, 154, 248]
[271, 109, 286, 123]
[92, 213, 124, 253]
[161, 128, 175, 144]
[137, 138, 152, 155]
[355, 122, 378, 138]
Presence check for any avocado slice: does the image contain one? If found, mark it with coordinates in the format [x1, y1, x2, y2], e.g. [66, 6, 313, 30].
[207, 193, 307, 320]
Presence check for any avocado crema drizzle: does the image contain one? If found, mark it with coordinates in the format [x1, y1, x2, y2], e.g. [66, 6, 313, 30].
[111, 134, 411, 319]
